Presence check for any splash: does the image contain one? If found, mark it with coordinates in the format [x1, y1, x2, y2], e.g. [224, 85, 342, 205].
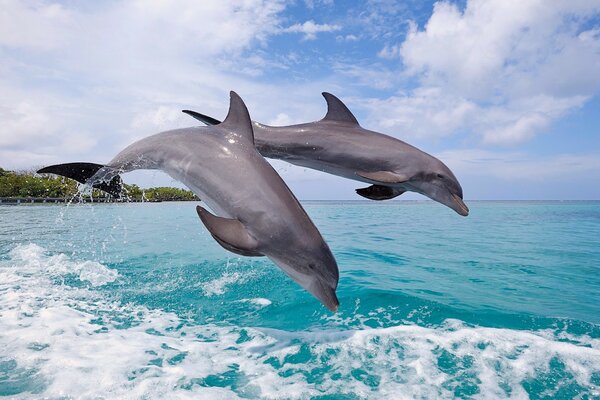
[201, 270, 257, 297]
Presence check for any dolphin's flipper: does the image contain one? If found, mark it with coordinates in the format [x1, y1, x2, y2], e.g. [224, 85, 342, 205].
[196, 206, 264, 257]
[182, 110, 221, 126]
[321, 92, 359, 125]
[356, 185, 405, 201]
[356, 170, 408, 184]
[37, 162, 123, 198]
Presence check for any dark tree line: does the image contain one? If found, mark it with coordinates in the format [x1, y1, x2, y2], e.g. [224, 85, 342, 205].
[0, 167, 198, 201]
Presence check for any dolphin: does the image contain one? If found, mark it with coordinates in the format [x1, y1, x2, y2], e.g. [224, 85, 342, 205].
[37, 92, 340, 311]
[183, 93, 469, 216]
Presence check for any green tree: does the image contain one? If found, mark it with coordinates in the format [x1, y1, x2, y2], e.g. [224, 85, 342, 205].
[0, 168, 73, 198]
[0, 167, 198, 201]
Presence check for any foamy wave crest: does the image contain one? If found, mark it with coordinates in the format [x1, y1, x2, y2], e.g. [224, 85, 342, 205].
[1, 245, 599, 399]
[8, 243, 118, 287]
[255, 321, 600, 398]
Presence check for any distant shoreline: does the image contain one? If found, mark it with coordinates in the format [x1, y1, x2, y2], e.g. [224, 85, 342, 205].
[0, 197, 197, 204]
[0, 167, 198, 202]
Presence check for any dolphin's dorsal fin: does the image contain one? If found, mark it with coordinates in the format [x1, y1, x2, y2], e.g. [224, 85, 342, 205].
[219, 91, 255, 144]
[356, 171, 408, 184]
[196, 206, 263, 257]
[321, 92, 359, 125]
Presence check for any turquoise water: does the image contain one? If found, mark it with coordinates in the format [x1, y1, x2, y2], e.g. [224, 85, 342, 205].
[0, 201, 598, 399]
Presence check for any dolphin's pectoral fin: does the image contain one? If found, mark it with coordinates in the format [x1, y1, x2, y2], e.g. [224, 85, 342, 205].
[182, 110, 221, 126]
[212, 236, 264, 257]
[356, 170, 408, 184]
[356, 185, 405, 201]
[196, 206, 264, 257]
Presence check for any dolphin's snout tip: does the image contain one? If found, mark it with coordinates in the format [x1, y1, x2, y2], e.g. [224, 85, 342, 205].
[311, 278, 340, 313]
[452, 194, 469, 217]
[327, 299, 340, 313]
[322, 288, 339, 313]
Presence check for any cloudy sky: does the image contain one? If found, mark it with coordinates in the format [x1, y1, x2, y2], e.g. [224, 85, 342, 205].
[1, 0, 599, 200]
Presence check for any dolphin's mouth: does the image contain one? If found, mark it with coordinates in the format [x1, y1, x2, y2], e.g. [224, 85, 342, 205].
[451, 193, 469, 216]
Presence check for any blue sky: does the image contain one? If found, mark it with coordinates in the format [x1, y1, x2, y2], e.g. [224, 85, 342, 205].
[1, 0, 599, 200]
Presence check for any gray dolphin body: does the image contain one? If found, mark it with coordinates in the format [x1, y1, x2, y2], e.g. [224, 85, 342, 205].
[184, 93, 468, 216]
[37, 92, 339, 311]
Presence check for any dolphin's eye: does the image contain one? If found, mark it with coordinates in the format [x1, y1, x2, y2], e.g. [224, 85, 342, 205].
[437, 174, 444, 179]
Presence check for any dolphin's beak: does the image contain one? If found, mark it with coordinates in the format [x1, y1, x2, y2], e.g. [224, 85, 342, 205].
[451, 193, 469, 216]
[410, 181, 469, 217]
[311, 278, 339, 312]
[268, 254, 340, 312]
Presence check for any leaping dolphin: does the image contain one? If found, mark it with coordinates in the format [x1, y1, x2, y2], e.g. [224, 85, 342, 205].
[37, 92, 340, 311]
[183, 93, 469, 216]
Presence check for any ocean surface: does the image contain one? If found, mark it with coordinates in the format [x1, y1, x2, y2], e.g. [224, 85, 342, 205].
[0, 200, 598, 399]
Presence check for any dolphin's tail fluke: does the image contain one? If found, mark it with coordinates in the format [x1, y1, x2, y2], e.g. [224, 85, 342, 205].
[182, 110, 221, 126]
[37, 162, 123, 198]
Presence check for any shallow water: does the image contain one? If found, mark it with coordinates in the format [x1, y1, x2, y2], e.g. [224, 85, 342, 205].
[0, 201, 599, 399]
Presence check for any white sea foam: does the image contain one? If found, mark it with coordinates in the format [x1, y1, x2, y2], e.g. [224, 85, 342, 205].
[201, 271, 255, 296]
[240, 298, 272, 307]
[1, 244, 599, 399]
[8, 243, 118, 287]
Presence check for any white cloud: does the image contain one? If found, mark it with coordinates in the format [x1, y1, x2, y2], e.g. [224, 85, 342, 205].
[130, 106, 190, 132]
[0, 102, 54, 147]
[400, 0, 600, 99]
[377, 44, 402, 59]
[0, 0, 292, 169]
[0, 1, 73, 50]
[477, 95, 588, 145]
[336, 34, 359, 42]
[0, 84, 98, 169]
[438, 149, 600, 181]
[363, 89, 588, 145]
[362, 87, 476, 139]
[304, 0, 334, 9]
[357, 0, 413, 39]
[371, 0, 600, 145]
[267, 113, 294, 126]
[283, 20, 341, 40]
[333, 63, 398, 90]
[431, 148, 600, 199]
